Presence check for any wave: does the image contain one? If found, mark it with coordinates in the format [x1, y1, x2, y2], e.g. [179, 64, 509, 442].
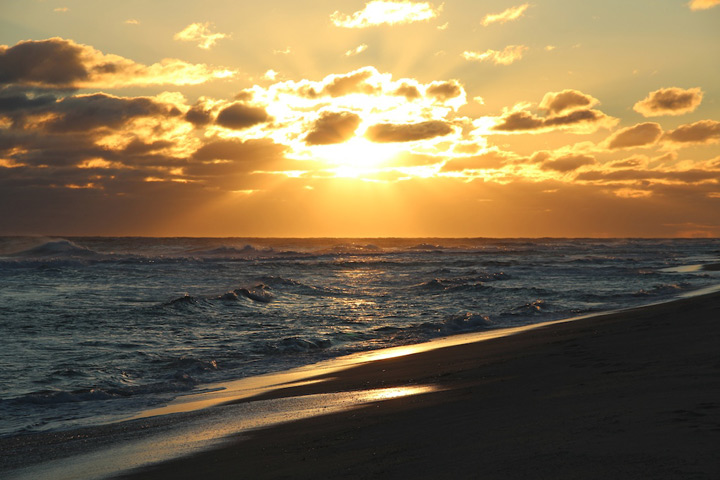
[10, 239, 101, 258]
[413, 272, 509, 293]
[262, 336, 332, 354]
[188, 244, 276, 257]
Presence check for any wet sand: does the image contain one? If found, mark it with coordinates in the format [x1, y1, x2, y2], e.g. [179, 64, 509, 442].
[116, 291, 720, 479]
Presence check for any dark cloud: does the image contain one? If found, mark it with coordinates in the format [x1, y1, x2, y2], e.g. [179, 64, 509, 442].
[43, 93, 181, 133]
[541, 154, 596, 172]
[0, 37, 231, 89]
[393, 83, 421, 101]
[185, 101, 213, 126]
[492, 109, 613, 133]
[633, 87, 703, 117]
[576, 169, 720, 184]
[426, 81, 463, 102]
[0, 38, 88, 88]
[605, 122, 663, 149]
[215, 103, 271, 130]
[366, 121, 453, 143]
[607, 156, 646, 169]
[663, 120, 720, 144]
[539, 90, 599, 115]
[299, 69, 379, 99]
[304, 111, 361, 145]
[0, 87, 58, 113]
[192, 138, 285, 162]
[440, 151, 509, 172]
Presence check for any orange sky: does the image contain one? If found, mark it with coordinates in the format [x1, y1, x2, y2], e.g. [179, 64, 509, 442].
[1, 1, 719, 237]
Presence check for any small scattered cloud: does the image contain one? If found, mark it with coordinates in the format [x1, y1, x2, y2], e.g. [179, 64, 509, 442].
[688, 0, 720, 10]
[331, 1, 441, 28]
[462, 45, 528, 65]
[426, 80, 464, 102]
[633, 87, 703, 117]
[0, 37, 235, 89]
[539, 89, 599, 115]
[663, 120, 720, 145]
[305, 111, 362, 145]
[54, 7, 69, 13]
[541, 154, 596, 173]
[366, 120, 453, 142]
[545, 45, 556, 51]
[605, 122, 663, 149]
[273, 47, 291, 55]
[125, 19, 140, 25]
[481, 4, 530, 26]
[344, 44, 368, 57]
[215, 103, 271, 130]
[174, 22, 229, 49]
[492, 108, 617, 134]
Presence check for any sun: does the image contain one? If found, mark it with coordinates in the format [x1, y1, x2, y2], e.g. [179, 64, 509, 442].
[309, 136, 404, 176]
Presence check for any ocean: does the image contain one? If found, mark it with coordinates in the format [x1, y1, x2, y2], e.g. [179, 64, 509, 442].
[1, 237, 719, 438]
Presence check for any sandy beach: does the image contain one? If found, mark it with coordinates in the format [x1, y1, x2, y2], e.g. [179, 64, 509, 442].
[113, 291, 720, 479]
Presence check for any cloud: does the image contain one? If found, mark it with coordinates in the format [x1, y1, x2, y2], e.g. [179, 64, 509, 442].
[366, 120, 453, 142]
[541, 154, 596, 173]
[462, 45, 528, 65]
[54, 7, 69, 13]
[192, 138, 285, 163]
[663, 120, 720, 145]
[184, 99, 214, 126]
[0, 38, 235, 89]
[440, 151, 511, 172]
[304, 111, 362, 145]
[481, 4, 530, 26]
[215, 103, 271, 130]
[331, 1, 440, 28]
[344, 44, 368, 57]
[173, 22, 229, 49]
[394, 83, 422, 100]
[539, 90, 599, 115]
[297, 68, 381, 98]
[688, 0, 720, 10]
[426, 80, 464, 102]
[41, 93, 182, 133]
[491, 108, 617, 134]
[605, 122, 663, 149]
[125, 19, 139, 25]
[633, 87, 703, 117]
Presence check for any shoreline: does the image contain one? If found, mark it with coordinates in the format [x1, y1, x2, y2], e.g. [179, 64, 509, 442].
[3, 290, 720, 479]
[120, 290, 720, 479]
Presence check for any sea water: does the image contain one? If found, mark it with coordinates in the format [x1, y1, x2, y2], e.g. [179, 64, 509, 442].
[1, 237, 719, 437]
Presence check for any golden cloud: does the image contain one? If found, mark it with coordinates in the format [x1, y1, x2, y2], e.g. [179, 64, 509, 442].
[605, 122, 663, 149]
[345, 44, 369, 57]
[0, 38, 235, 88]
[491, 108, 617, 134]
[481, 3, 530, 26]
[366, 120, 453, 143]
[305, 111, 362, 145]
[688, 0, 720, 10]
[174, 23, 229, 49]
[541, 154, 596, 173]
[462, 45, 528, 65]
[633, 87, 703, 117]
[331, 1, 440, 28]
[663, 120, 720, 145]
[539, 90, 599, 115]
[215, 103, 271, 130]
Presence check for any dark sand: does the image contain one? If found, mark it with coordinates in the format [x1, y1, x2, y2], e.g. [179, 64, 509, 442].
[120, 293, 720, 479]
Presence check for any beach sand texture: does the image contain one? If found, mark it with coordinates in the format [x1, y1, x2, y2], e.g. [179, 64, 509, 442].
[116, 291, 720, 479]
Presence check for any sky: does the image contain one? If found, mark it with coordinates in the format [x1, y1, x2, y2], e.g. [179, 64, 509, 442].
[1, 0, 719, 237]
